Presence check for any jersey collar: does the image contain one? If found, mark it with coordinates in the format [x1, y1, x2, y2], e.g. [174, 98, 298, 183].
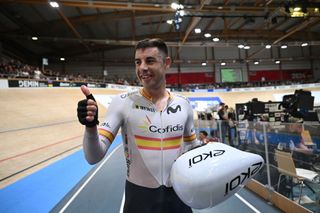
[140, 88, 172, 102]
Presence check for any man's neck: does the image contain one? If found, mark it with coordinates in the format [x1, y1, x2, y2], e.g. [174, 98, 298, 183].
[142, 85, 166, 99]
[142, 87, 170, 111]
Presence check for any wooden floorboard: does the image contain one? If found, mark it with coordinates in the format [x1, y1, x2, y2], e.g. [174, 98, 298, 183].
[0, 87, 121, 188]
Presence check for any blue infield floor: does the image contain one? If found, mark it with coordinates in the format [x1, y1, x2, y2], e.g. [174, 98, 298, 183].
[0, 136, 121, 213]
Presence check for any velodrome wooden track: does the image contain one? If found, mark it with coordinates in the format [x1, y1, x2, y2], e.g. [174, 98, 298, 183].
[1, 86, 319, 189]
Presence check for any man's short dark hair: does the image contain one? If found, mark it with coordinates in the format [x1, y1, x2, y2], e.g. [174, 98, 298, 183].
[199, 130, 208, 137]
[135, 38, 168, 57]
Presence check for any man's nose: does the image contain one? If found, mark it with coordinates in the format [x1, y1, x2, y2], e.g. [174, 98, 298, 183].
[140, 61, 148, 70]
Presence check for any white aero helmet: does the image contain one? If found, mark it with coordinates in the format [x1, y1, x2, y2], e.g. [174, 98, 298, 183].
[170, 142, 264, 209]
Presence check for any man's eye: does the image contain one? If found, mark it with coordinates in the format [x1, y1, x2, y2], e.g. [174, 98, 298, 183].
[146, 59, 155, 64]
[135, 61, 141, 65]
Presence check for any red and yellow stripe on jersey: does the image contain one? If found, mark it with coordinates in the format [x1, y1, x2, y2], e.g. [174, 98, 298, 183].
[184, 133, 197, 143]
[135, 135, 182, 150]
[98, 128, 115, 143]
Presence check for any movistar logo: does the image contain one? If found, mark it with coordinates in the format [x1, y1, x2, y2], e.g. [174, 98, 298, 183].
[167, 105, 181, 114]
[149, 124, 183, 133]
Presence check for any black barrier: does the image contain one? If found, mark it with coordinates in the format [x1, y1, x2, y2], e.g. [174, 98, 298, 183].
[7, 79, 106, 88]
[8, 79, 49, 88]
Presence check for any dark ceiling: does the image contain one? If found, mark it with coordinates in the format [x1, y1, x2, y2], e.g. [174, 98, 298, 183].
[1, 0, 320, 64]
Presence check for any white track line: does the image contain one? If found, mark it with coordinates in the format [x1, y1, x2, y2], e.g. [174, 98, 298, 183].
[235, 193, 261, 213]
[119, 192, 125, 213]
[118, 190, 260, 213]
[59, 145, 122, 213]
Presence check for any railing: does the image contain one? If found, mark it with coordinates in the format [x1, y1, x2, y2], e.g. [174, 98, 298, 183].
[195, 118, 320, 212]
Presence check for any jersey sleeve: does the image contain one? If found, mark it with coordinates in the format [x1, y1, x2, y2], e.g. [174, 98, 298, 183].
[98, 94, 124, 144]
[181, 99, 199, 153]
[83, 94, 124, 164]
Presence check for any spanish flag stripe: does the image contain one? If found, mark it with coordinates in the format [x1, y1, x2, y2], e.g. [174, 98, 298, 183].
[98, 128, 115, 142]
[135, 135, 182, 141]
[163, 136, 182, 141]
[135, 134, 182, 149]
[183, 133, 197, 142]
[163, 145, 181, 150]
[135, 138, 181, 147]
[99, 132, 114, 143]
[135, 135, 161, 141]
[137, 144, 181, 150]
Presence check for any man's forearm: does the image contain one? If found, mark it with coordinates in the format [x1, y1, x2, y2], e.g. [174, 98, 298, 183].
[83, 127, 109, 164]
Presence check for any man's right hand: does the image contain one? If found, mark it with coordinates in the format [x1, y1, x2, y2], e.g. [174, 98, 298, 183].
[77, 85, 99, 127]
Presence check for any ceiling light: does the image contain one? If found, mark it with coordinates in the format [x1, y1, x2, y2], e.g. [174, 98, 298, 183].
[178, 10, 185, 16]
[221, 62, 226, 66]
[212, 37, 220, 42]
[281, 44, 288, 49]
[237, 44, 244, 49]
[166, 20, 173, 24]
[194, 28, 201, 34]
[201, 62, 207, 66]
[171, 2, 179, 10]
[31, 36, 38, 40]
[244, 45, 251, 49]
[284, 2, 310, 18]
[275, 60, 280, 64]
[204, 33, 211, 38]
[171, 2, 184, 10]
[254, 61, 259, 65]
[265, 44, 272, 49]
[291, 11, 305, 17]
[49, 1, 59, 8]
[301, 42, 308, 47]
[60, 57, 65, 61]
[293, 7, 301, 12]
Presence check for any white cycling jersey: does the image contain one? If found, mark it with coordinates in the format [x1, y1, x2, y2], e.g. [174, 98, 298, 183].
[83, 88, 197, 188]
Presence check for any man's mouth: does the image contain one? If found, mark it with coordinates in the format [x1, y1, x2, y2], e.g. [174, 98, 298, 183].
[140, 74, 152, 80]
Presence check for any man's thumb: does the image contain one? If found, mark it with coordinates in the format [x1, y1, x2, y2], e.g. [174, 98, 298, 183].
[80, 85, 91, 97]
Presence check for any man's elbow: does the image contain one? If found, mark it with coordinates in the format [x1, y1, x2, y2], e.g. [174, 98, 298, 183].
[86, 159, 99, 165]
[85, 154, 104, 165]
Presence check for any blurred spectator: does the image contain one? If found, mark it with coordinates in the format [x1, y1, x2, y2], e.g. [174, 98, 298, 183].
[227, 107, 237, 147]
[199, 130, 209, 145]
[217, 102, 229, 144]
[33, 67, 42, 80]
